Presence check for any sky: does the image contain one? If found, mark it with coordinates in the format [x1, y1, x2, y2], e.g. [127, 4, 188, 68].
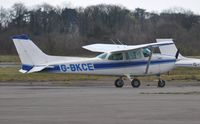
[1, 0, 200, 14]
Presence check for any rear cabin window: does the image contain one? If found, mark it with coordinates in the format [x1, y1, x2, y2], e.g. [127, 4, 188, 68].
[108, 53, 123, 60]
[125, 50, 143, 60]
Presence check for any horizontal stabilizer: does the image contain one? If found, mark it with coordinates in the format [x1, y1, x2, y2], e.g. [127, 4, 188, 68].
[27, 66, 47, 73]
[19, 65, 48, 73]
[19, 69, 28, 73]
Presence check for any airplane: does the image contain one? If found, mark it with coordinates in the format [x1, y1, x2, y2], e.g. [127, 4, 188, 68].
[12, 34, 180, 88]
[157, 39, 200, 68]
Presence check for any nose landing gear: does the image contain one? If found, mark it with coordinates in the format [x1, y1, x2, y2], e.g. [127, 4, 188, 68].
[158, 79, 165, 88]
[157, 75, 166, 88]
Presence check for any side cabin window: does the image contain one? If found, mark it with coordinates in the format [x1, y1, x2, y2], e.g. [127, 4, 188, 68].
[125, 49, 144, 60]
[108, 52, 123, 60]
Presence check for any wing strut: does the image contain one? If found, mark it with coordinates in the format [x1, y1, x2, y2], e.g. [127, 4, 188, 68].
[145, 47, 154, 74]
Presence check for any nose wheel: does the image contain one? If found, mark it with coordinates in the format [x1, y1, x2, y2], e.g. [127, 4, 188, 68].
[115, 78, 124, 88]
[158, 79, 165, 88]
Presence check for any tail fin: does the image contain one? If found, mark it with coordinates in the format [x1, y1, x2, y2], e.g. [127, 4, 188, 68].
[12, 34, 48, 73]
[156, 39, 184, 59]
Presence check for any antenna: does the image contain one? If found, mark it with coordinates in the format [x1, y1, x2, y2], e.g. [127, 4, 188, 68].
[117, 39, 124, 45]
[110, 39, 117, 44]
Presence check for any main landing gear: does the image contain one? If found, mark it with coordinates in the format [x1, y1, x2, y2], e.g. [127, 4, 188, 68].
[114, 77, 141, 88]
[131, 79, 141, 88]
[114, 76, 166, 88]
[115, 77, 124, 88]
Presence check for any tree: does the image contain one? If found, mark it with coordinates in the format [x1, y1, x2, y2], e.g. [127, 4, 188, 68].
[0, 3, 200, 55]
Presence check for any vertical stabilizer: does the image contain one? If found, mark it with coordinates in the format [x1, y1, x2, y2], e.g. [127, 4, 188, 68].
[12, 34, 48, 72]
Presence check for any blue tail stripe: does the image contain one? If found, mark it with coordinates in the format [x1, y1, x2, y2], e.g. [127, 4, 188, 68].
[21, 64, 33, 71]
[12, 34, 29, 40]
[94, 59, 176, 69]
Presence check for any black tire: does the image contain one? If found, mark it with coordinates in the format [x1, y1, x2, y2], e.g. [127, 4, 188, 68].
[115, 78, 124, 88]
[131, 79, 141, 88]
[158, 80, 165, 88]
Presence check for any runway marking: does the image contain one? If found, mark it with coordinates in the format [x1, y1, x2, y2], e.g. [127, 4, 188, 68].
[140, 91, 200, 95]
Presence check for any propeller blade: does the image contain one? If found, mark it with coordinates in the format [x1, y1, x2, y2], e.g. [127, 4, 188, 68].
[175, 48, 180, 59]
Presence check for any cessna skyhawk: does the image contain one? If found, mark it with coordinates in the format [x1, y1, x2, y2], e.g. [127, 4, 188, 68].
[12, 34, 179, 88]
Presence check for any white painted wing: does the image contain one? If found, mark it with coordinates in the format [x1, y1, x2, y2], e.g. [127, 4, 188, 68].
[82, 41, 174, 53]
[82, 44, 128, 52]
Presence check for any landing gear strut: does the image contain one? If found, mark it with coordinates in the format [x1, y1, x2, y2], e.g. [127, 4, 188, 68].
[126, 75, 141, 88]
[115, 77, 124, 88]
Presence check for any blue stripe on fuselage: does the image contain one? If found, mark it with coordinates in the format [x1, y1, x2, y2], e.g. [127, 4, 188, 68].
[93, 59, 176, 69]
[42, 65, 60, 72]
[21, 59, 176, 72]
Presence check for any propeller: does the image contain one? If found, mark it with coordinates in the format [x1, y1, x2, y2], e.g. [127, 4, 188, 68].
[175, 48, 180, 59]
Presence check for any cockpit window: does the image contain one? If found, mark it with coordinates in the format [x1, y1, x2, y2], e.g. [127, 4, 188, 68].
[125, 49, 143, 60]
[143, 48, 151, 57]
[108, 53, 123, 60]
[97, 53, 107, 59]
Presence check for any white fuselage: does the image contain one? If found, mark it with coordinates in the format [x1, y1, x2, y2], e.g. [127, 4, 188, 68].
[41, 54, 176, 76]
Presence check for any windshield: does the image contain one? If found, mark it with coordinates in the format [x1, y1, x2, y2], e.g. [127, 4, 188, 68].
[96, 53, 107, 59]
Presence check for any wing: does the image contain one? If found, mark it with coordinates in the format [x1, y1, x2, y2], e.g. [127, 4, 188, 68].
[82, 44, 129, 52]
[82, 41, 174, 53]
